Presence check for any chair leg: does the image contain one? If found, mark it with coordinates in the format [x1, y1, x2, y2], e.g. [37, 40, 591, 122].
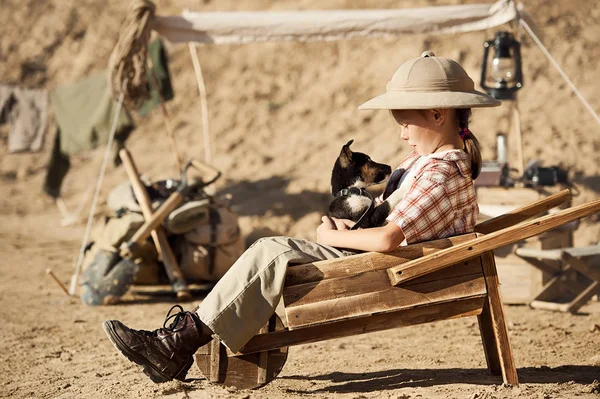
[481, 252, 519, 386]
[565, 281, 600, 313]
[477, 300, 501, 375]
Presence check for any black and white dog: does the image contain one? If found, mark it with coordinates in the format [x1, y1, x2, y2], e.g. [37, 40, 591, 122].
[328, 140, 409, 229]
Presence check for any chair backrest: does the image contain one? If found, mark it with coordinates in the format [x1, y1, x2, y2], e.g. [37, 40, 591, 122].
[283, 234, 489, 330]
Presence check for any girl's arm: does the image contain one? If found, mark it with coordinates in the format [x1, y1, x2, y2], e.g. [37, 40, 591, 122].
[316, 216, 405, 252]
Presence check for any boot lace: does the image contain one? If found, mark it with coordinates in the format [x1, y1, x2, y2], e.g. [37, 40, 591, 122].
[162, 305, 186, 331]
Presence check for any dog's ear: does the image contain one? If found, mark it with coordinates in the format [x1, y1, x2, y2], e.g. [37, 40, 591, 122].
[339, 139, 354, 167]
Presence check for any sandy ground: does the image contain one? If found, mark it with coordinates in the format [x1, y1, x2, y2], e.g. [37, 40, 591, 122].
[1, 0, 600, 398]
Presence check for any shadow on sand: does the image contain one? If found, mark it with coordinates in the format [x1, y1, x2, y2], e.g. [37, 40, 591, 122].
[218, 176, 330, 220]
[281, 366, 600, 393]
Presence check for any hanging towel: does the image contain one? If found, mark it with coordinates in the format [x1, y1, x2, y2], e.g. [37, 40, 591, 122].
[138, 38, 175, 117]
[49, 71, 133, 155]
[44, 71, 134, 198]
[0, 85, 48, 153]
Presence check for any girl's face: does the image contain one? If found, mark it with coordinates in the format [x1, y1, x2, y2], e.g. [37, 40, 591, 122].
[392, 109, 445, 156]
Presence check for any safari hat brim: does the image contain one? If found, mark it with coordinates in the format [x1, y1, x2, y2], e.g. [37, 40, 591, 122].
[359, 51, 501, 110]
[359, 89, 500, 110]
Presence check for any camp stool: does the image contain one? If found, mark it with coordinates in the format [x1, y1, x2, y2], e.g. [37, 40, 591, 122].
[195, 190, 600, 390]
[516, 243, 600, 313]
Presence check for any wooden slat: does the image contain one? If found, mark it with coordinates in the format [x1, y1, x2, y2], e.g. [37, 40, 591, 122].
[480, 252, 519, 386]
[388, 198, 600, 286]
[564, 245, 600, 258]
[515, 247, 564, 261]
[515, 244, 600, 263]
[286, 234, 476, 287]
[287, 273, 486, 329]
[209, 338, 221, 382]
[475, 189, 571, 234]
[238, 296, 485, 355]
[257, 323, 269, 384]
[284, 258, 482, 308]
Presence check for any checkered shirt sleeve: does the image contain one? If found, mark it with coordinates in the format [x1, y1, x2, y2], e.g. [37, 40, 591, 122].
[386, 157, 478, 244]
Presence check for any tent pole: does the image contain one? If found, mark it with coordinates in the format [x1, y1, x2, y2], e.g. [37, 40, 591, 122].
[188, 42, 213, 164]
[512, 101, 524, 176]
[147, 58, 184, 172]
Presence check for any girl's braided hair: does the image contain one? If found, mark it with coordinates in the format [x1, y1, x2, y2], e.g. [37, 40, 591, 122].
[456, 108, 482, 180]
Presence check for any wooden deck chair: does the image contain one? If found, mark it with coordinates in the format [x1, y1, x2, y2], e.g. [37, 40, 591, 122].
[516, 244, 600, 313]
[195, 190, 600, 390]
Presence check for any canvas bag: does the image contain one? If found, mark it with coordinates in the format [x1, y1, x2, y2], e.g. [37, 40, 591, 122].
[175, 204, 245, 282]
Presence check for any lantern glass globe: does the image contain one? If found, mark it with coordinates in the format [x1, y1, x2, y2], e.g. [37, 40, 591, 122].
[491, 57, 516, 87]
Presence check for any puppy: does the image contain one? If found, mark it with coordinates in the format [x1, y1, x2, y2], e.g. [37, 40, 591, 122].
[328, 140, 393, 228]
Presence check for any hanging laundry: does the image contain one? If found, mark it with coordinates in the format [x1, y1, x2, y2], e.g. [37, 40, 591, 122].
[137, 38, 175, 117]
[0, 85, 48, 153]
[44, 71, 135, 198]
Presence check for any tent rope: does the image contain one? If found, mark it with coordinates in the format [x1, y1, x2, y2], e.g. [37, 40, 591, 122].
[68, 80, 128, 296]
[519, 18, 600, 125]
[108, 0, 155, 109]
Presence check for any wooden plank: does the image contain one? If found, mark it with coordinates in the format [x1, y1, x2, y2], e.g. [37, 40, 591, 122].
[564, 245, 600, 258]
[480, 252, 519, 386]
[388, 198, 600, 286]
[286, 273, 486, 329]
[286, 234, 476, 287]
[529, 300, 570, 312]
[238, 296, 485, 355]
[475, 189, 571, 234]
[285, 258, 482, 308]
[515, 247, 564, 262]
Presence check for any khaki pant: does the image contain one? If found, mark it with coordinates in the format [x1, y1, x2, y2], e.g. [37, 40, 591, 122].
[195, 236, 354, 352]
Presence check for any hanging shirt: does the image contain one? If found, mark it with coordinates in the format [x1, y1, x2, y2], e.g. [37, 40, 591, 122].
[0, 85, 48, 153]
[379, 149, 478, 244]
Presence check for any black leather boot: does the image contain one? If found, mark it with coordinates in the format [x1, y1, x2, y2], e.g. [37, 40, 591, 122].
[103, 305, 213, 383]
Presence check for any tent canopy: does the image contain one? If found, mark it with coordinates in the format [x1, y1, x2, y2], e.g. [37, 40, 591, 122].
[152, 0, 519, 45]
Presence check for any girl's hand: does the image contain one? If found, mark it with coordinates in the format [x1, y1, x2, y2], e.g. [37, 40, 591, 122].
[316, 216, 336, 244]
[330, 217, 356, 231]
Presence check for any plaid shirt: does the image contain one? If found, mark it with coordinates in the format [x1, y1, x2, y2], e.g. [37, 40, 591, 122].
[382, 150, 478, 245]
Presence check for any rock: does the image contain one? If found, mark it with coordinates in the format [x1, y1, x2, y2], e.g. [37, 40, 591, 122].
[588, 380, 600, 394]
[589, 354, 600, 366]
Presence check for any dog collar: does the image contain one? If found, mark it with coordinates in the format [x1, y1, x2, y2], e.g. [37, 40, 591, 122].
[333, 187, 375, 230]
[334, 187, 370, 198]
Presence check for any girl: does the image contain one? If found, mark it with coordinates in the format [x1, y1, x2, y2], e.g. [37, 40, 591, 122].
[103, 51, 501, 384]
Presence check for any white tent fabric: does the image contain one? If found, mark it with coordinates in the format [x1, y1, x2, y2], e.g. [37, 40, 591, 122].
[152, 0, 518, 45]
